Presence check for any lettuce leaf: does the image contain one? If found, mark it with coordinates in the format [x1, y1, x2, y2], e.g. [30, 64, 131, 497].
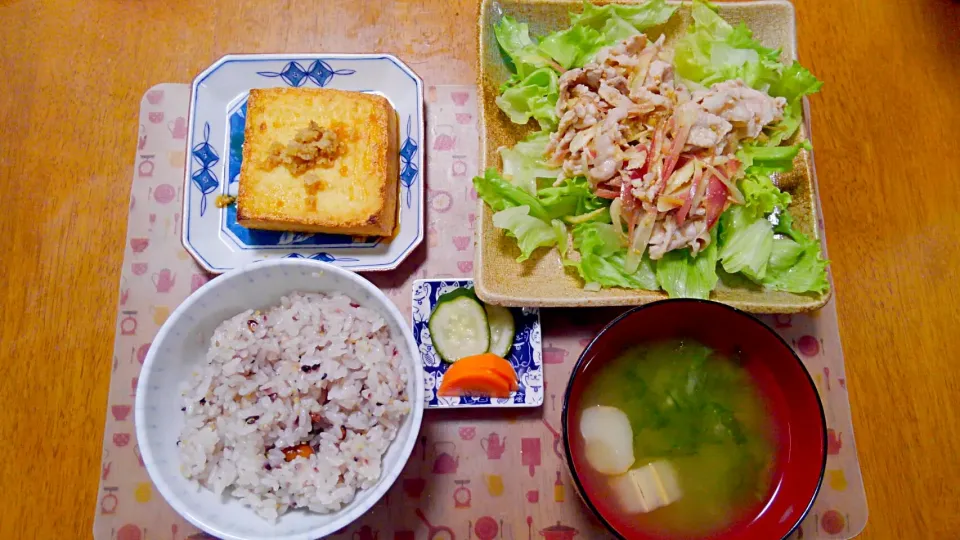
[770, 61, 824, 103]
[721, 141, 799, 281]
[720, 144, 828, 294]
[473, 169, 549, 220]
[737, 141, 810, 175]
[717, 205, 774, 280]
[716, 202, 829, 294]
[494, 17, 560, 129]
[674, 1, 782, 89]
[499, 131, 560, 195]
[773, 209, 795, 235]
[739, 173, 792, 218]
[570, 0, 678, 33]
[494, 16, 556, 78]
[495, 67, 559, 130]
[762, 64, 822, 145]
[654, 232, 719, 299]
[762, 213, 830, 294]
[767, 236, 805, 270]
[554, 220, 570, 258]
[570, 223, 658, 290]
[474, 169, 608, 227]
[675, 1, 822, 148]
[761, 235, 828, 294]
[492, 206, 561, 262]
[497, 1, 681, 121]
[537, 176, 608, 219]
[765, 102, 803, 146]
[538, 24, 605, 70]
[596, 14, 643, 44]
[539, 0, 678, 69]
[764, 62, 823, 146]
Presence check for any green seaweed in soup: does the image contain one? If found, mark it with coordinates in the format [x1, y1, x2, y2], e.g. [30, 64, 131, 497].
[579, 339, 776, 536]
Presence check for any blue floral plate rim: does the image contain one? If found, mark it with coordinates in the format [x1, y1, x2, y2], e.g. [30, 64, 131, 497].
[181, 53, 424, 274]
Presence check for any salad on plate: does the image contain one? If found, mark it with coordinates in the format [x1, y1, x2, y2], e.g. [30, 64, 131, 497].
[474, 0, 829, 299]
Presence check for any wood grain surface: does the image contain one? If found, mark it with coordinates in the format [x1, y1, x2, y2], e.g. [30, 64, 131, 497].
[0, 1, 957, 538]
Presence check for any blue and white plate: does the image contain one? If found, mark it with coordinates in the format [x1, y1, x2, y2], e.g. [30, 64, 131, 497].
[412, 279, 543, 409]
[182, 54, 424, 273]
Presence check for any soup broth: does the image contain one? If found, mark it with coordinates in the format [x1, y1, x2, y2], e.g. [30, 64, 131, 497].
[576, 339, 776, 537]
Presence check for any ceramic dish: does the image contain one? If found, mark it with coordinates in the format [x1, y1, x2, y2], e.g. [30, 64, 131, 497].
[412, 279, 543, 408]
[562, 299, 827, 539]
[135, 259, 425, 540]
[474, 0, 831, 313]
[182, 53, 424, 274]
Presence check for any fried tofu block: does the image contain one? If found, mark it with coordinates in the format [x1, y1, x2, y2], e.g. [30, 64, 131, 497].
[236, 87, 399, 236]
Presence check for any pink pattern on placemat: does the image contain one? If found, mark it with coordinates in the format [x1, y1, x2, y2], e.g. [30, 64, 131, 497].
[94, 84, 867, 540]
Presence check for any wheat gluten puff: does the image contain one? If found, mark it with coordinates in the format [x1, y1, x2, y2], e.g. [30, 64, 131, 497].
[237, 88, 399, 236]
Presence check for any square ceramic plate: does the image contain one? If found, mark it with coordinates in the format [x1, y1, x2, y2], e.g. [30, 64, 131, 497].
[475, 0, 831, 313]
[412, 279, 543, 408]
[182, 54, 424, 274]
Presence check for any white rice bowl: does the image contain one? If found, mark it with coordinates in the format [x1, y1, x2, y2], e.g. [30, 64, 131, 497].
[180, 291, 410, 519]
[135, 260, 424, 540]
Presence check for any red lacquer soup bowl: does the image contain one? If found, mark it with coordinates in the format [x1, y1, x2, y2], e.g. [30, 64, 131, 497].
[561, 300, 827, 540]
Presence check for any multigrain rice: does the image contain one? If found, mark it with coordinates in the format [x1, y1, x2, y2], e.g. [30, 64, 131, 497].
[178, 292, 410, 520]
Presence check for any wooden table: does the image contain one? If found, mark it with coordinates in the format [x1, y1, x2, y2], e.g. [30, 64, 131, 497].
[1, 0, 958, 538]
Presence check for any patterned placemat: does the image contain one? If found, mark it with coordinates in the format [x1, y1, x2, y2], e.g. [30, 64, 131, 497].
[95, 83, 867, 540]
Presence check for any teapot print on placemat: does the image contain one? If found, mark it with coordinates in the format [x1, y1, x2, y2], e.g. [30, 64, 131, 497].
[168, 116, 187, 139]
[481, 432, 506, 460]
[432, 125, 457, 151]
[152, 269, 176, 293]
[432, 441, 458, 474]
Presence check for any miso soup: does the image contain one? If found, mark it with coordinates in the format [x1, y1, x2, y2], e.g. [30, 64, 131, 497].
[573, 339, 776, 538]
